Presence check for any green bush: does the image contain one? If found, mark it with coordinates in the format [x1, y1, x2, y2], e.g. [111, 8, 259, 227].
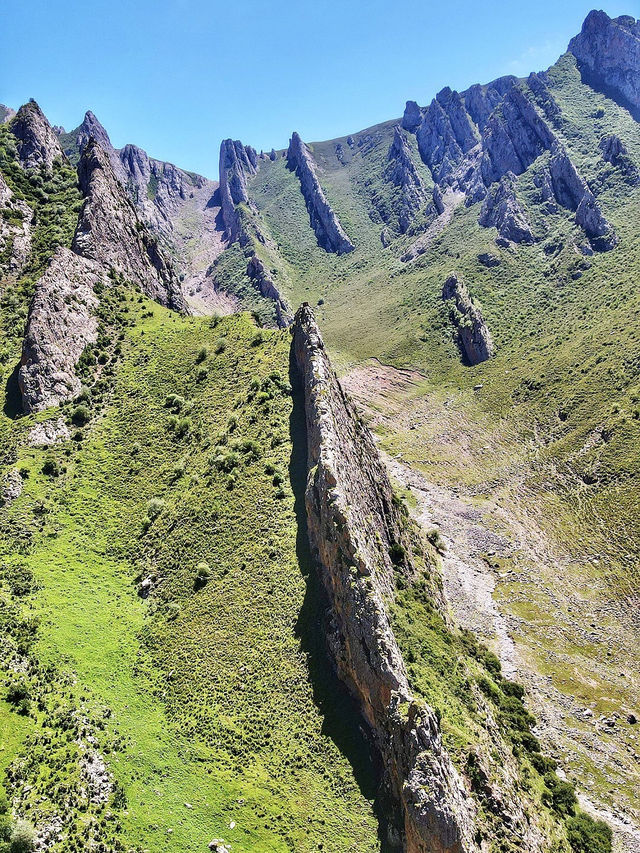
[566, 812, 612, 853]
[41, 458, 61, 477]
[146, 498, 165, 521]
[543, 772, 577, 816]
[196, 346, 208, 363]
[9, 819, 36, 852]
[71, 404, 91, 426]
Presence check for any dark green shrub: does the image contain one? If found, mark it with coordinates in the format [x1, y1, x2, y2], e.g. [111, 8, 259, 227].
[566, 812, 612, 853]
[71, 404, 91, 426]
[42, 458, 61, 477]
[9, 819, 36, 852]
[543, 773, 577, 816]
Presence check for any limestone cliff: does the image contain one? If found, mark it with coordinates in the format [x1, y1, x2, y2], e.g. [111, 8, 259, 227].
[10, 100, 65, 172]
[218, 138, 259, 244]
[73, 140, 185, 310]
[568, 11, 640, 119]
[384, 126, 427, 233]
[245, 255, 292, 328]
[478, 172, 534, 245]
[19, 248, 106, 413]
[442, 274, 495, 365]
[292, 304, 476, 853]
[286, 132, 354, 254]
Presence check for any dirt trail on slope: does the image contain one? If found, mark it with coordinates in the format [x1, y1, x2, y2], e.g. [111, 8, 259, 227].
[342, 360, 640, 853]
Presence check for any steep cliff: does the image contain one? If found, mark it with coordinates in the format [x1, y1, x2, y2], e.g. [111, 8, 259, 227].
[245, 255, 292, 328]
[384, 125, 427, 233]
[218, 138, 259, 244]
[73, 140, 185, 310]
[292, 304, 476, 853]
[19, 248, 105, 413]
[10, 100, 64, 172]
[0, 170, 32, 273]
[478, 172, 534, 244]
[286, 132, 354, 254]
[568, 11, 640, 118]
[442, 274, 495, 365]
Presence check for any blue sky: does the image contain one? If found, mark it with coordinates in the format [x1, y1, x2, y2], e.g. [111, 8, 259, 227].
[2, 0, 638, 179]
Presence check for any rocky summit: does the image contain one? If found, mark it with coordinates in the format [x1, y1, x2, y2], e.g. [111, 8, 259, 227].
[0, 8, 639, 853]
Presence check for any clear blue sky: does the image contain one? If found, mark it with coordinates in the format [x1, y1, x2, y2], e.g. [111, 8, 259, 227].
[2, 0, 638, 179]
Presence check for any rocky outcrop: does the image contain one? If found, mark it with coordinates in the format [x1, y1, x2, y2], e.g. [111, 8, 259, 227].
[547, 147, 617, 250]
[245, 255, 292, 328]
[10, 100, 64, 172]
[19, 248, 105, 413]
[286, 132, 354, 254]
[442, 274, 494, 365]
[384, 126, 427, 233]
[401, 100, 423, 132]
[478, 172, 534, 244]
[218, 138, 258, 243]
[292, 304, 476, 853]
[0, 171, 33, 272]
[568, 11, 640, 119]
[599, 133, 639, 183]
[69, 111, 127, 179]
[463, 76, 516, 130]
[0, 105, 16, 124]
[73, 140, 185, 309]
[416, 88, 479, 184]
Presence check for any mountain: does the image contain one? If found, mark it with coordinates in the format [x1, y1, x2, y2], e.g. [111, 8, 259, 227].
[0, 9, 638, 853]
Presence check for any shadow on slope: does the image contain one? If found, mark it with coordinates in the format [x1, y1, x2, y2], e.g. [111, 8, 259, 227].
[288, 343, 401, 853]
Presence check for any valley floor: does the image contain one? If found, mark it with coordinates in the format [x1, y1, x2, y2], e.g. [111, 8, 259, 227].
[342, 360, 640, 853]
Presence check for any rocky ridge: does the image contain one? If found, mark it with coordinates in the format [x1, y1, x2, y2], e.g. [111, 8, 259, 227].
[384, 125, 427, 233]
[218, 138, 259, 244]
[19, 247, 106, 412]
[0, 170, 33, 273]
[568, 11, 640, 118]
[73, 139, 185, 310]
[10, 100, 65, 172]
[442, 273, 495, 365]
[287, 132, 354, 254]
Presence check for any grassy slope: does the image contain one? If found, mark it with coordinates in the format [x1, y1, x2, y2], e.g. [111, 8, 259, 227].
[0, 297, 381, 852]
[235, 55, 640, 600]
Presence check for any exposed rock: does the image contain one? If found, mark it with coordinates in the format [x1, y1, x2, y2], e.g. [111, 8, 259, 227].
[19, 247, 105, 413]
[2, 469, 23, 505]
[416, 88, 479, 183]
[73, 140, 186, 309]
[69, 110, 127, 179]
[269, 148, 277, 161]
[218, 138, 259, 243]
[481, 85, 556, 186]
[245, 255, 292, 328]
[478, 172, 534, 244]
[463, 75, 517, 130]
[0, 104, 16, 124]
[442, 274, 494, 365]
[402, 100, 423, 132]
[27, 418, 71, 446]
[292, 304, 476, 853]
[384, 126, 426, 232]
[599, 133, 639, 183]
[10, 100, 64, 172]
[0, 170, 33, 273]
[286, 132, 354, 254]
[477, 252, 500, 267]
[527, 72, 562, 122]
[568, 11, 640, 119]
[432, 184, 445, 215]
[548, 147, 617, 250]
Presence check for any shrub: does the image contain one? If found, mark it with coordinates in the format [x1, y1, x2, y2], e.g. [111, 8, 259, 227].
[71, 404, 91, 426]
[195, 367, 208, 382]
[9, 819, 36, 852]
[163, 393, 185, 413]
[427, 528, 446, 553]
[42, 458, 61, 477]
[194, 561, 212, 589]
[196, 346, 208, 363]
[566, 812, 612, 853]
[543, 772, 577, 816]
[251, 331, 264, 346]
[389, 542, 406, 566]
[214, 337, 227, 354]
[483, 650, 502, 677]
[146, 498, 165, 521]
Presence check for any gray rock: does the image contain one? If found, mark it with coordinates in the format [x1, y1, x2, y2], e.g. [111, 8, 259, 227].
[218, 138, 259, 243]
[27, 418, 71, 446]
[569, 11, 640, 119]
[599, 133, 639, 183]
[286, 132, 354, 254]
[245, 255, 292, 328]
[2, 469, 23, 505]
[73, 140, 186, 309]
[384, 125, 426, 233]
[19, 248, 105, 413]
[477, 252, 501, 267]
[416, 88, 479, 183]
[402, 100, 423, 132]
[479, 172, 534, 244]
[463, 75, 517, 129]
[442, 273, 495, 364]
[432, 184, 445, 215]
[10, 100, 64, 172]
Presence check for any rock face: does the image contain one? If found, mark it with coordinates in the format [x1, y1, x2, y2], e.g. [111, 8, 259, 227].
[245, 255, 292, 328]
[401, 100, 423, 132]
[10, 100, 64, 172]
[442, 274, 494, 365]
[599, 133, 639, 183]
[73, 140, 185, 310]
[0, 170, 33, 273]
[384, 126, 427, 233]
[416, 87, 479, 184]
[568, 11, 640, 118]
[478, 172, 534, 244]
[0, 105, 16, 124]
[286, 132, 354, 254]
[19, 248, 105, 413]
[218, 138, 259, 243]
[292, 305, 477, 853]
